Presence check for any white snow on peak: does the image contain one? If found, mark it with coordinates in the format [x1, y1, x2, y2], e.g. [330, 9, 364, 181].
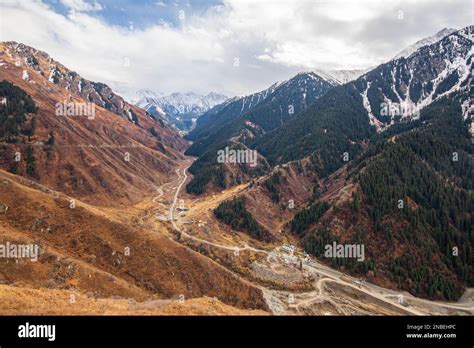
[457, 25, 474, 40]
[134, 90, 228, 116]
[314, 69, 368, 85]
[238, 81, 282, 112]
[136, 88, 162, 99]
[392, 27, 457, 60]
[362, 26, 472, 133]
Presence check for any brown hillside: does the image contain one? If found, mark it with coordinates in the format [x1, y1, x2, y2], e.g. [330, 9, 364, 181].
[0, 41, 188, 206]
[0, 285, 267, 315]
[0, 169, 269, 312]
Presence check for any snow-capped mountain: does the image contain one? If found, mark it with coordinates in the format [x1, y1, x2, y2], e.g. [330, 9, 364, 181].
[190, 81, 283, 134]
[194, 71, 339, 135]
[355, 25, 473, 131]
[392, 27, 457, 60]
[315, 69, 369, 85]
[186, 71, 335, 155]
[134, 90, 228, 131]
[252, 25, 473, 170]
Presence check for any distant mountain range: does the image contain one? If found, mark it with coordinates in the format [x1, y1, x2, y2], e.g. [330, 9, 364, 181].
[186, 71, 336, 157]
[133, 90, 228, 132]
[132, 69, 369, 133]
[188, 25, 472, 173]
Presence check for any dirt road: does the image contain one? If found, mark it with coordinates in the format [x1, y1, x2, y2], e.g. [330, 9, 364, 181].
[157, 157, 474, 316]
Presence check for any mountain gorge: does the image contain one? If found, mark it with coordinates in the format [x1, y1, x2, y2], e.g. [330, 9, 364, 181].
[0, 41, 270, 314]
[0, 21, 472, 318]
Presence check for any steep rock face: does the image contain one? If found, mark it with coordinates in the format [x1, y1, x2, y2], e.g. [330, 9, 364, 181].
[0, 41, 188, 206]
[2, 41, 187, 150]
[12, 42, 134, 121]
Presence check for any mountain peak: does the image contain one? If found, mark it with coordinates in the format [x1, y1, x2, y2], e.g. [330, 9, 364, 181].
[392, 27, 458, 60]
[136, 88, 162, 98]
[206, 91, 227, 98]
[313, 69, 368, 85]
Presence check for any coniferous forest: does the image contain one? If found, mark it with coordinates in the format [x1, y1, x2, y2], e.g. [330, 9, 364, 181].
[214, 197, 274, 242]
[293, 92, 473, 300]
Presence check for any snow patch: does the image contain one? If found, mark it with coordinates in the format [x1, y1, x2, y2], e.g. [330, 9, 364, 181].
[361, 82, 384, 132]
[22, 70, 29, 81]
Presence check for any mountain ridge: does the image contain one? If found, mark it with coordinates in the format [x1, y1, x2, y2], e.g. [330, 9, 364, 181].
[254, 25, 473, 166]
[0, 41, 187, 206]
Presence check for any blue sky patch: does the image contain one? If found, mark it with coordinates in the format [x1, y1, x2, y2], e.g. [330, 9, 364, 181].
[43, 0, 223, 29]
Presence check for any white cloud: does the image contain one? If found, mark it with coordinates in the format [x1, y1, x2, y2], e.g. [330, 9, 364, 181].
[60, 0, 103, 12]
[0, 0, 471, 99]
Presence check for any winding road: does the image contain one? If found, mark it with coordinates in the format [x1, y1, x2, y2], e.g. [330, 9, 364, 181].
[161, 160, 474, 315]
[167, 164, 268, 253]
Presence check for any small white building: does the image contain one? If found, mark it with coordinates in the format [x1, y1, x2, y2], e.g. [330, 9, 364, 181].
[281, 244, 296, 255]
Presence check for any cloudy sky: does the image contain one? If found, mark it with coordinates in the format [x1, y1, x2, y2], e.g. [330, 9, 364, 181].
[0, 0, 471, 100]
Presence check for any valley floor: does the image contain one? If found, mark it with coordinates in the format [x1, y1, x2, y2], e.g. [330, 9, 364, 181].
[0, 155, 473, 316]
[132, 156, 474, 316]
